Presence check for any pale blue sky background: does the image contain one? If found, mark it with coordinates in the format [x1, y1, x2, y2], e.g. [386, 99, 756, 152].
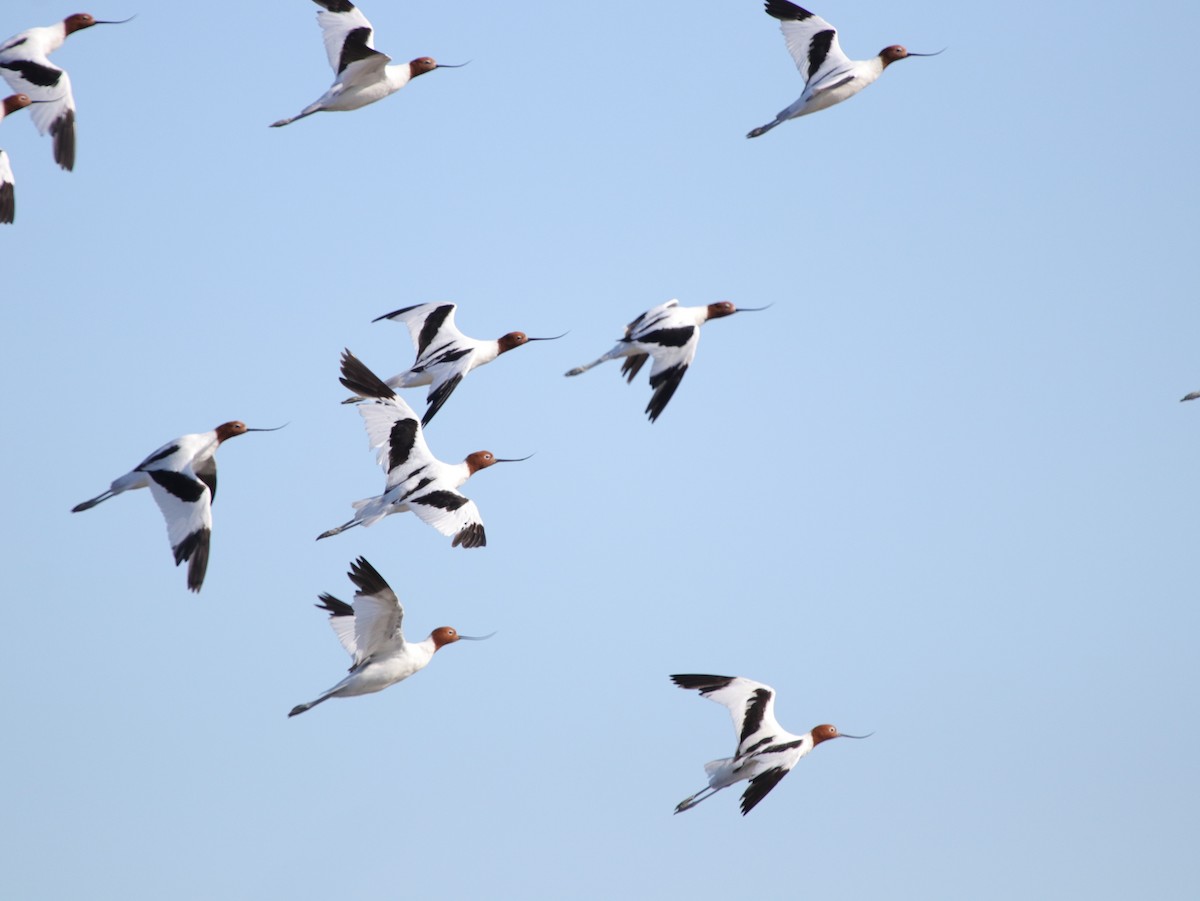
[3, 1, 1199, 898]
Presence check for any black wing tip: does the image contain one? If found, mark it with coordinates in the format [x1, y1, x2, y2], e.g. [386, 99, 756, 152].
[371, 302, 444, 323]
[50, 108, 75, 171]
[315, 592, 354, 618]
[421, 374, 462, 426]
[313, 0, 357, 14]
[670, 674, 735, 692]
[0, 182, 13, 224]
[347, 556, 391, 596]
[338, 349, 395, 400]
[765, 0, 815, 21]
[452, 523, 486, 549]
[179, 528, 211, 592]
[739, 768, 788, 816]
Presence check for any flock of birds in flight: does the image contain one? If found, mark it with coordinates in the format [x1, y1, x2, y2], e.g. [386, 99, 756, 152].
[18, 0, 943, 816]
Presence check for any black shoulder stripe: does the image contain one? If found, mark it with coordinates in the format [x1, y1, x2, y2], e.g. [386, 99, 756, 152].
[417, 305, 454, 356]
[638, 326, 694, 348]
[740, 688, 772, 745]
[337, 26, 381, 74]
[808, 29, 837, 80]
[387, 419, 419, 472]
[315, 0, 357, 12]
[149, 469, 207, 503]
[0, 59, 63, 88]
[137, 444, 180, 470]
[764, 739, 804, 753]
[413, 490, 469, 511]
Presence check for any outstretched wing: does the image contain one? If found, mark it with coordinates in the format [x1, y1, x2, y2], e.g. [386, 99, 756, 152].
[406, 488, 486, 549]
[637, 325, 699, 423]
[312, 0, 390, 75]
[763, 0, 853, 92]
[670, 674, 784, 758]
[740, 766, 789, 815]
[375, 303, 466, 366]
[339, 350, 440, 488]
[0, 60, 76, 170]
[315, 592, 359, 663]
[145, 468, 213, 592]
[345, 556, 405, 667]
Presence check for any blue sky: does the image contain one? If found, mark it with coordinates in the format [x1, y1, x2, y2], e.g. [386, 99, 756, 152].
[3, 1, 1199, 898]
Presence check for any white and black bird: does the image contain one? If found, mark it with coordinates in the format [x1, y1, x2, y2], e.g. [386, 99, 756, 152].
[671, 674, 870, 815]
[288, 556, 494, 717]
[747, 0, 941, 138]
[271, 0, 465, 128]
[0, 93, 33, 223]
[71, 421, 283, 592]
[350, 303, 564, 425]
[0, 12, 132, 170]
[319, 350, 530, 548]
[565, 299, 766, 422]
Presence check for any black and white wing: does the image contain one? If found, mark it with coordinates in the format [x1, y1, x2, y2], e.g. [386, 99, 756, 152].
[339, 350, 436, 488]
[739, 767, 790, 815]
[0, 53, 76, 170]
[315, 592, 359, 663]
[374, 303, 473, 424]
[313, 0, 391, 77]
[634, 321, 699, 423]
[764, 0, 854, 94]
[345, 556, 405, 668]
[405, 487, 485, 549]
[0, 150, 14, 223]
[144, 467, 213, 592]
[670, 675, 784, 759]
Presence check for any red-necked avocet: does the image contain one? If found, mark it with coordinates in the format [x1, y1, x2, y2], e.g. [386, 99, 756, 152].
[71, 420, 283, 592]
[671, 674, 870, 815]
[347, 302, 564, 425]
[288, 556, 494, 717]
[0, 12, 133, 170]
[747, 0, 941, 138]
[565, 299, 767, 422]
[318, 350, 530, 548]
[270, 0, 466, 128]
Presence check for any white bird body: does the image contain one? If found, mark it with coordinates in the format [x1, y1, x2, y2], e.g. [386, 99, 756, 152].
[71, 421, 277, 592]
[271, 0, 460, 128]
[358, 303, 555, 425]
[747, 0, 940, 138]
[565, 299, 762, 422]
[0, 13, 129, 169]
[0, 93, 32, 223]
[319, 350, 524, 548]
[671, 674, 868, 815]
[288, 557, 492, 717]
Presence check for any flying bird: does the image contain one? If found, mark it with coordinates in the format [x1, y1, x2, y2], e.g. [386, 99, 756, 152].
[670, 674, 870, 815]
[349, 303, 564, 425]
[318, 350, 530, 548]
[564, 299, 766, 422]
[288, 556, 494, 717]
[71, 421, 283, 592]
[747, 0, 941, 138]
[1181, 391, 1200, 402]
[271, 0, 466, 128]
[0, 93, 32, 223]
[0, 12, 133, 170]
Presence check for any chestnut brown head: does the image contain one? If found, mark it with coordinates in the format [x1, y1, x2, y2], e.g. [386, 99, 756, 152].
[64, 13, 135, 36]
[2, 94, 32, 115]
[465, 451, 534, 474]
[214, 421, 287, 443]
[879, 44, 944, 67]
